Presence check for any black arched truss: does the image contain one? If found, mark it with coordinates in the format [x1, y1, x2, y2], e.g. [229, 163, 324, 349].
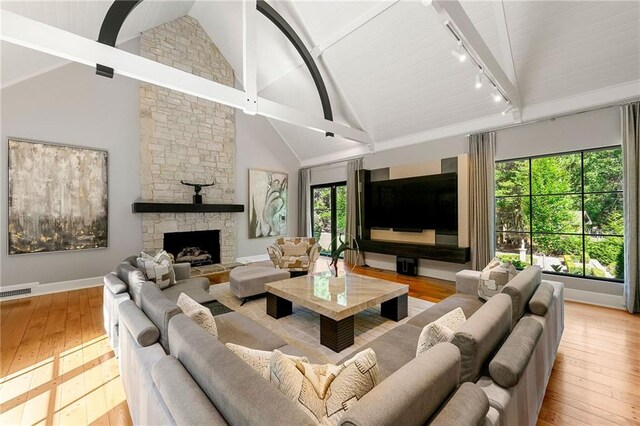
[96, 0, 334, 135]
[96, 0, 143, 78]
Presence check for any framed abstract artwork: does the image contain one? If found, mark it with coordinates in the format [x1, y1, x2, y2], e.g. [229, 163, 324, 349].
[8, 138, 108, 254]
[248, 169, 287, 238]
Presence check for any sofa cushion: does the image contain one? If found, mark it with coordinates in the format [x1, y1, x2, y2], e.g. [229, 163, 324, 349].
[168, 314, 314, 426]
[416, 307, 466, 357]
[177, 293, 218, 338]
[489, 317, 543, 388]
[140, 283, 181, 352]
[116, 262, 148, 307]
[407, 293, 483, 329]
[104, 272, 127, 294]
[501, 266, 542, 326]
[118, 300, 160, 347]
[451, 293, 512, 383]
[338, 324, 422, 382]
[271, 348, 379, 425]
[429, 382, 490, 426]
[340, 343, 460, 426]
[528, 282, 555, 316]
[280, 255, 310, 269]
[161, 280, 213, 304]
[225, 343, 309, 380]
[151, 356, 228, 426]
[215, 311, 288, 350]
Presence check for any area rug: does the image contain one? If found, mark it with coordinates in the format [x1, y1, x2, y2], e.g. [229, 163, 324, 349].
[209, 282, 433, 364]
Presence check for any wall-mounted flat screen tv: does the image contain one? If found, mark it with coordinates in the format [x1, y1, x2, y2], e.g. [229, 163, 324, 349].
[365, 173, 458, 232]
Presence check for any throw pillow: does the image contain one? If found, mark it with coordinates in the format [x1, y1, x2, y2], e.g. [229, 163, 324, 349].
[270, 348, 379, 425]
[225, 343, 309, 381]
[176, 293, 217, 338]
[143, 250, 177, 285]
[136, 257, 172, 289]
[282, 239, 308, 256]
[478, 257, 518, 301]
[416, 307, 466, 357]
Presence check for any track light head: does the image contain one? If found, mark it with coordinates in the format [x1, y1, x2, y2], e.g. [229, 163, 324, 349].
[451, 41, 467, 62]
[492, 88, 503, 103]
[475, 71, 483, 89]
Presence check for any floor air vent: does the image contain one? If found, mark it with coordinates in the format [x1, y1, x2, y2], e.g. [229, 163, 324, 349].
[0, 288, 32, 298]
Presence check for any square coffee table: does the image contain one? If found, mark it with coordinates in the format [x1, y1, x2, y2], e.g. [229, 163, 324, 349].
[265, 272, 409, 352]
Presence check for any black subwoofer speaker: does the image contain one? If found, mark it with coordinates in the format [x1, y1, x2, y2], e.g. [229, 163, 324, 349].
[396, 256, 417, 276]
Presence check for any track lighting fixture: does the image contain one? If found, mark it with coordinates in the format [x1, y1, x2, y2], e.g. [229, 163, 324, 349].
[451, 41, 467, 62]
[475, 70, 483, 89]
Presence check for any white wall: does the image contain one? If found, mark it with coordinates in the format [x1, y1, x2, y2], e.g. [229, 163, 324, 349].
[0, 40, 142, 287]
[356, 107, 624, 303]
[309, 162, 347, 185]
[235, 113, 300, 259]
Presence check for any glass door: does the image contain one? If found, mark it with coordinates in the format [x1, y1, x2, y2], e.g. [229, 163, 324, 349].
[311, 182, 347, 255]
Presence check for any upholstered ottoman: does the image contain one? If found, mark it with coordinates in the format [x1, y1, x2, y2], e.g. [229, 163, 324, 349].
[229, 266, 290, 305]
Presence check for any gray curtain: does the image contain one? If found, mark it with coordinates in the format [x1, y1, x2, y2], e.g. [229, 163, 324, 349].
[622, 102, 640, 313]
[346, 158, 365, 265]
[297, 168, 311, 237]
[469, 131, 496, 270]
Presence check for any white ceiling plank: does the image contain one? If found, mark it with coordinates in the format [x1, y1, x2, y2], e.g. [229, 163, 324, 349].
[0, 9, 370, 144]
[242, 0, 258, 113]
[285, 1, 372, 145]
[431, 0, 521, 109]
[265, 118, 302, 164]
[258, 97, 369, 144]
[258, 0, 398, 94]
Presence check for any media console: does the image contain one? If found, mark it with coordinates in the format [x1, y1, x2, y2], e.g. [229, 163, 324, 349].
[357, 239, 470, 264]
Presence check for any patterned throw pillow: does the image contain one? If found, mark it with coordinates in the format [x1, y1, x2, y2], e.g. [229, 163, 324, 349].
[177, 293, 217, 338]
[478, 257, 518, 301]
[141, 250, 176, 285]
[136, 257, 172, 289]
[225, 343, 309, 381]
[270, 348, 379, 425]
[282, 239, 309, 256]
[416, 307, 466, 357]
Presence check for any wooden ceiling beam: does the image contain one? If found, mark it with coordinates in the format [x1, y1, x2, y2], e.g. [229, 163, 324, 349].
[0, 9, 370, 144]
[431, 0, 521, 110]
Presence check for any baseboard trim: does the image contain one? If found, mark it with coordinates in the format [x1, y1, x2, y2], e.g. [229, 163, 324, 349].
[563, 287, 626, 310]
[236, 254, 270, 264]
[0, 276, 103, 301]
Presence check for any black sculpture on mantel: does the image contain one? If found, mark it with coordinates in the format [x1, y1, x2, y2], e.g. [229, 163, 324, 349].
[180, 180, 215, 204]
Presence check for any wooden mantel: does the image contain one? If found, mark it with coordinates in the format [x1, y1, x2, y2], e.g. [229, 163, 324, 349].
[132, 202, 244, 214]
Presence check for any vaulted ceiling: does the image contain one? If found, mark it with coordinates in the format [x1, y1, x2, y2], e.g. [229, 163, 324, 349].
[2, 1, 639, 166]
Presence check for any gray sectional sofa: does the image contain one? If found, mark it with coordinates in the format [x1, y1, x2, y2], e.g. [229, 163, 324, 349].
[102, 255, 213, 353]
[105, 256, 563, 425]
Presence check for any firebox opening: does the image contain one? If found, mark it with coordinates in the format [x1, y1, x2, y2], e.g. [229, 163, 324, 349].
[163, 230, 221, 267]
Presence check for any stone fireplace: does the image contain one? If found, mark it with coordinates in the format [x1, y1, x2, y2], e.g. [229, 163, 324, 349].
[139, 16, 237, 264]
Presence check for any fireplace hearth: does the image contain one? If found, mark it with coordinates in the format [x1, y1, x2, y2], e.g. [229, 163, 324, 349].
[163, 230, 221, 267]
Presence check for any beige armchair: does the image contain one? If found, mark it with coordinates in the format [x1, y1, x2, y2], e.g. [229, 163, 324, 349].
[267, 237, 320, 275]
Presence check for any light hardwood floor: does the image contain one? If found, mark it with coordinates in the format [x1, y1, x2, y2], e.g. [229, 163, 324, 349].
[1, 269, 638, 425]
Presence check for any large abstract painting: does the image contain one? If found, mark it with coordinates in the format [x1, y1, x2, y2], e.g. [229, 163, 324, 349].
[249, 169, 287, 238]
[8, 139, 108, 254]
